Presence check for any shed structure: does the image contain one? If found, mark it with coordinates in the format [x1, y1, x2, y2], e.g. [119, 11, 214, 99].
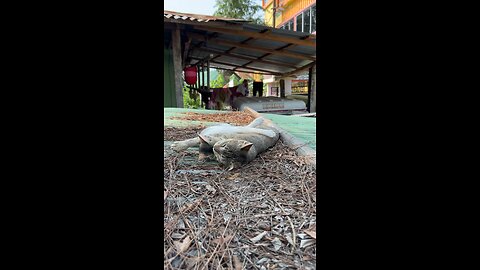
[163, 10, 317, 112]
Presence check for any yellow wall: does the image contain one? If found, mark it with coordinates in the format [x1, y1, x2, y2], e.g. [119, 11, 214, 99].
[263, 1, 274, 27]
[263, 0, 316, 28]
[263, 1, 282, 28]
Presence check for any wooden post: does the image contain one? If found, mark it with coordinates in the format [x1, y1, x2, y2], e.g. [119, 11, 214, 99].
[272, 0, 276, 28]
[182, 37, 191, 68]
[310, 65, 316, 112]
[172, 25, 184, 108]
[196, 64, 199, 90]
[201, 62, 205, 89]
[307, 67, 312, 112]
[279, 79, 285, 98]
[207, 60, 210, 91]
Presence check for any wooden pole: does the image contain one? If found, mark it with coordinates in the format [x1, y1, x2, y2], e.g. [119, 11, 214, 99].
[196, 64, 200, 90]
[307, 66, 313, 112]
[172, 25, 184, 108]
[310, 65, 316, 112]
[207, 60, 210, 91]
[279, 79, 285, 98]
[272, 0, 276, 28]
[201, 62, 205, 89]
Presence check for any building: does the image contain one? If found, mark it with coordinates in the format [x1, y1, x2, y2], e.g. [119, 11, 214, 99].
[261, 0, 316, 99]
[262, 0, 316, 34]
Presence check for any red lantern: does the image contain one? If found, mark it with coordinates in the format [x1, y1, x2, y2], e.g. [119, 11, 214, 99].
[184, 66, 197, 85]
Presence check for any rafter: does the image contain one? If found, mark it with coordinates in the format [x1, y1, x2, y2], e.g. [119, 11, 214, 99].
[190, 56, 282, 76]
[186, 32, 315, 61]
[196, 47, 298, 69]
[194, 25, 316, 47]
[284, 61, 317, 77]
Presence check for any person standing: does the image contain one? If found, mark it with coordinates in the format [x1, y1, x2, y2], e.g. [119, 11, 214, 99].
[252, 74, 263, 97]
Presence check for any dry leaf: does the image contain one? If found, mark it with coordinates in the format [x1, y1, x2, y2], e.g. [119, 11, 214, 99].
[285, 233, 294, 246]
[304, 229, 316, 239]
[174, 235, 191, 253]
[250, 231, 268, 243]
[271, 237, 282, 251]
[302, 254, 313, 261]
[297, 233, 307, 239]
[303, 224, 316, 239]
[256, 258, 269, 265]
[233, 255, 243, 270]
[176, 219, 186, 230]
[185, 257, 201, 270]
[228, 173, 240, 180]
[211, 235, 234, 246]
[205, 184, 216, 193]
[299, 238, 315, 248]
[223, 213, 232, 223]
[171, 232, 185, 239]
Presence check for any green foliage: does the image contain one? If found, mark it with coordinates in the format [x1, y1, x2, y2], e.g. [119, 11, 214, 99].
[230, 74, 241, 85]
[214, 0, 264, 25]
[210, 72, 226, 88]
[183, 85, 202, 109]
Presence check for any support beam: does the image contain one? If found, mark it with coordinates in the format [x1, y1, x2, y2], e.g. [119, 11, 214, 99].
[172, 25, 184, 108]
[190, 56, 283, 76]
[211, 36, 253, 61]
[186, 32, 315, 61]
[214, 39, 315, 60]
[194, 25, 316, 47]
[284, 61, 317, 77]
[196, 47, 298, 69]
[191, 63, 271, 75]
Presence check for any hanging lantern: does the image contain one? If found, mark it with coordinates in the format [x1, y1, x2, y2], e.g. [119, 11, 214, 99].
[184, 66, 197, 85]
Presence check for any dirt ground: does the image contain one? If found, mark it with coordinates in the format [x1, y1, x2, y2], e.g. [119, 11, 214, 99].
[164, 126, 316, 270]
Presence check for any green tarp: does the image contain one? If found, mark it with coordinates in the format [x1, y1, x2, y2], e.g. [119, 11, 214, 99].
[164, 108, 316, 150]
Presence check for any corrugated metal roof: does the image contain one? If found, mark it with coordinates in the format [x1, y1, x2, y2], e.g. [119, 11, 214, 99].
[164, 10, 250, 23]
[164, 10, 316, 76]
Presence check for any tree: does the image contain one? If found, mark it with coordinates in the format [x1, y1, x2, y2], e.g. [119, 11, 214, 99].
[214, 0, 264, 25]
[210, 71, 226, 88]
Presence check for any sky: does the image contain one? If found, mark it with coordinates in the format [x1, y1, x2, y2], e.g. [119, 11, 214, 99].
[164, 0, 263, 16]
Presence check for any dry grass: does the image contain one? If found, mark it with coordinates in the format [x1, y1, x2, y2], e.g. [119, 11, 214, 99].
[164, 126, 316, 269]
[170, 111, 256, 126]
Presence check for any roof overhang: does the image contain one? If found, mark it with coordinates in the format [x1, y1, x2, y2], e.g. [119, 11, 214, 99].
[164, 10, 316, 77]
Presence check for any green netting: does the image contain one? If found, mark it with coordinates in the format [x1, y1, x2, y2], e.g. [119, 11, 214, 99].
[262, 113, 316, 150]
[164, 108, 316, 149]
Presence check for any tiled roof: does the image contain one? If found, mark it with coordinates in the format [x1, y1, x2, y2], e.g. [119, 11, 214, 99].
[164, 10, 250, 23]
